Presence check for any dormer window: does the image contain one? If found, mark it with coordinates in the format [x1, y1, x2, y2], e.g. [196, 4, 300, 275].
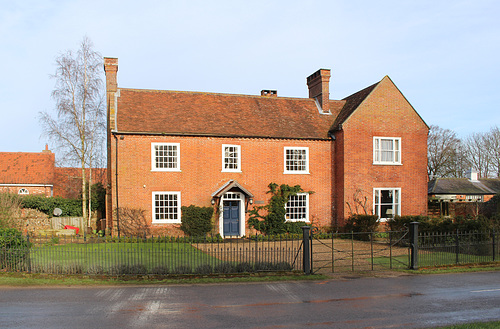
[373, 137, 401, 165]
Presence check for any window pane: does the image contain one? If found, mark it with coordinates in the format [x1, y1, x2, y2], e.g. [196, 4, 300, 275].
[285, 194, 308, 221]
[285, 148, 307, 172]
[153, 193, 179, 222]
[223, 145, 240, 170]
[154, 144, 179, 169]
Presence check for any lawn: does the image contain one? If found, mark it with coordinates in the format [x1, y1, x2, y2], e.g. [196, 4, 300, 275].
[28, 241, 222, 274]
[373, 250, 499, 269]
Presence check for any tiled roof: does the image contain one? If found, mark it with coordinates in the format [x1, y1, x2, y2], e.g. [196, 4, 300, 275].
[116, 89, 346, 140]
[0, 152, 55, 185]
[330, 82, 379, 131]
[53, 167, 107, 198]
[428, 178, 500, 195]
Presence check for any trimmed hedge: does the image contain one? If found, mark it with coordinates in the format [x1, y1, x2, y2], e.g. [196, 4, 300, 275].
[343, 214, 379, 239]
[387, 215, 498, 233]
[20, 195, 83, 217]
[180, 205, 214, 237]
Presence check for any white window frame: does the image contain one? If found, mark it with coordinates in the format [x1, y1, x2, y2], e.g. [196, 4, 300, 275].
[221, 144, 241, 172]
[284, 147, 309, 174]
[152, 191, 181, 224]
[373, 137, 401, 165]
[285, 193, 309, 222]
[18, 188, 29, 195]
[151, 143, 181, 172]
[373, 188, 401, 222]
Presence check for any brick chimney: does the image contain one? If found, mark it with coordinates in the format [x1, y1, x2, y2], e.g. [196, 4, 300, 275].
[104, 57, 118, 131]
[307, 69, 331, 113]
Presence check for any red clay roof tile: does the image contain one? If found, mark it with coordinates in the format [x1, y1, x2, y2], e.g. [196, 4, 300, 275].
[116, 89, 344, 140]
[0, 152, 55, 185]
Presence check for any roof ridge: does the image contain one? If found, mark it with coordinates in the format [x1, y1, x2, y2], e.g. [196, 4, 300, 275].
[119, 87, 327, 101]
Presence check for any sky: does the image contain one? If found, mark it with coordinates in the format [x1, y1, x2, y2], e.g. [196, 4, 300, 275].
[1, 0, 499, 153]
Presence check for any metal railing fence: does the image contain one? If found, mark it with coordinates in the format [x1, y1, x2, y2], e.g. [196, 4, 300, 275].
[417, 230, 498, 267]
[0, 234, 303, 275]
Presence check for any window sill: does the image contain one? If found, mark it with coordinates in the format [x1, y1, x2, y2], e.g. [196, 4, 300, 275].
[372, 162, 402, 166]
[283, 171, 310, 175]
[221, 170, 242, 173]
[151, 169, 182, 172]
[152, 221, 181, 224]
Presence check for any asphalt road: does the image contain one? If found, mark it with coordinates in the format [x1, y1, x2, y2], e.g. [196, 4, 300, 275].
[0, 271, 499, 329]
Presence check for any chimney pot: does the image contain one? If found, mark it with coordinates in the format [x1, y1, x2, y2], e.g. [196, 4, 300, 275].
[261, 90, 277, 97]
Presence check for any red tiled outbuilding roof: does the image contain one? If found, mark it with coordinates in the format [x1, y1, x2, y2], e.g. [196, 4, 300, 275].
[116, 89, 346, 140]
[0, 152, 55, 185]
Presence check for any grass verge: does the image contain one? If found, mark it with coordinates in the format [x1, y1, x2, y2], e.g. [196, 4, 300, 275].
[434, 321, 500, 328]
[0, 271, 328, 287]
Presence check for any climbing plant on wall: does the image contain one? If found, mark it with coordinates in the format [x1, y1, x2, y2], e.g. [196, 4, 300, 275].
[249, 183, 312, 235]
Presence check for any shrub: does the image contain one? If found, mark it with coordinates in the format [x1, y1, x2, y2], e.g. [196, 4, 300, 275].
[235, 262, 254, 273]
[0, 228, 30, 270]
[112, 264, 148, 275]
[180, 205, 213, 237]
[213, 262, 236, 273]
[0, 193, 22, 229]
[344, 214, 379, 237]
[249, 183, 312, 235]
[151, 265, 170, 275]
[194, 264, 213, 275]
[274, 262, 293, 271]
[254, 262, 274, 271]
[388, 215, 495, 234]
[172, 265, 192, 274]
[20, 195, 83, 217]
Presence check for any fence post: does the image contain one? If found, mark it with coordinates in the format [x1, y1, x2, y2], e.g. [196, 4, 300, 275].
[492, 231, 496, 262]
[26, 234, 31, 274]
[455, 230, 460, 265]
[302, 226, 311, 275]
[410, 222, 419, 270]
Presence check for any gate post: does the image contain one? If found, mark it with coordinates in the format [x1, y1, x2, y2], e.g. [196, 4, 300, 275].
[302, 226, 311, 275]
[410, 222, 419, 270]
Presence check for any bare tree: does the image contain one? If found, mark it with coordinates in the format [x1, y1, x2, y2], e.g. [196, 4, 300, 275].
[40, 37, 105, 226]
[427, 125, 461, 179]
[485, 126, 500, 178]
[463, 132, 491, 178]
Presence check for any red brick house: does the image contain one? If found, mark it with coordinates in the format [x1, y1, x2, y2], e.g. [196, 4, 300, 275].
[0, 146, 106, 199]
[104, 58, 428, 237]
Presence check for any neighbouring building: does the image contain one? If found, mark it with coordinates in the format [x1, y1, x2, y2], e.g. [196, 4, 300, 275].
[104, 58, 429, 237]
[428, 170, 500, 217]
[0, 145, 106, 199]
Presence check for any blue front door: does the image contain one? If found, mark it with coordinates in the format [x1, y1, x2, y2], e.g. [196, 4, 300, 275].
[223, 200, 240, 236]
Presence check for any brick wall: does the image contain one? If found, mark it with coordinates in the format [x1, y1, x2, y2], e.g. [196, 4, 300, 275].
[109, 135, 333, 236]
[334, 77, 428, 222]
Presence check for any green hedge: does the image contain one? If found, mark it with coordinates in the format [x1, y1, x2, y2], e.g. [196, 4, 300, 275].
[343, 214, 379, 238]
[180, 205, 214, 237]
[0, 228, 30, 270]
[20, 195, 83, 217]
[387, 215, 497, 233]
[18, 183, 106, 217]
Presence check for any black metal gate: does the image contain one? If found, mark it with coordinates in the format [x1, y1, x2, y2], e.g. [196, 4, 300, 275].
[308, 228, 410, 274]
